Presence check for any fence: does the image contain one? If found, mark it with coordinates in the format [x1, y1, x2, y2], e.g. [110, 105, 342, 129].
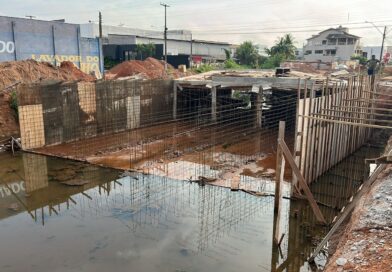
[17, 79, 173, 150]
[293, 75, 391, 185]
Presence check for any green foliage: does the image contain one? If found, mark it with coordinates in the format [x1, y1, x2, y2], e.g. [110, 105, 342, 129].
[9, 90, 18, 118]
[224, 59, 245, 69]
[351, 55, 368, 65]
[265, 34, 296, 60]
[236, 41, 260, 68]
[136, 43, 156, 60]
[223, 48, 231, 60]
[195, 64, 214, 73]
[260, 54, 285, 69]
[104, 57, 120, 69]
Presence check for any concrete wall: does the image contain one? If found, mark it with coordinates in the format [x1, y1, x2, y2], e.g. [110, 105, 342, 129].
[17, 79, 173, 149]
[0, 16, 102, 76]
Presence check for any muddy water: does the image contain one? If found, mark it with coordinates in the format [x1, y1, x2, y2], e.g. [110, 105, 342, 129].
[0, 145, 381, 272]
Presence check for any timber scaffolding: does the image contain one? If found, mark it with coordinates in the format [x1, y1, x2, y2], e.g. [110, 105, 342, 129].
[293, 75, 392, 186]
[275, 75, 392, 214]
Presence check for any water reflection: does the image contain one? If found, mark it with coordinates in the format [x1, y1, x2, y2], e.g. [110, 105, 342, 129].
[0, 146, 381, 272]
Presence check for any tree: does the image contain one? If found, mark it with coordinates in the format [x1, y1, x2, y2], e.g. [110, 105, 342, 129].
[266, 34, 296, 60]
[136, 43, 156, 60]
[235, 41, 260, 67]
[223, 48, 232, 60]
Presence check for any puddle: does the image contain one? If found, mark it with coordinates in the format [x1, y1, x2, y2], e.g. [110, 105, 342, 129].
[0, 145, 382, 271]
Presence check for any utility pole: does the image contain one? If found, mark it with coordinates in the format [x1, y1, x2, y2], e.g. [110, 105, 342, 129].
[98, 11, 103, 39]
[160, 3, 170, 71]
[190, 33, 193, 68]
[380, 26, 387, 63]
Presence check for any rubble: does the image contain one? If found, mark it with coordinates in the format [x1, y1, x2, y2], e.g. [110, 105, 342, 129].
[325, 165, 392, 272]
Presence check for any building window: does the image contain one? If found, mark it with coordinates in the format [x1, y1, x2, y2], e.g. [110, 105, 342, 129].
[305, 50, 312, 55]
[347, 38, 355, 45]
[315, 50, 323, 54]
[325, 49, 336, 56]
[322, 40, 327, 45]
[338, 38, 347, 45]
[328, 38, 337, 45]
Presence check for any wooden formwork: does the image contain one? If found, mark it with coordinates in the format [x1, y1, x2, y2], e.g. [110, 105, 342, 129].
[293, 76, 391, 185]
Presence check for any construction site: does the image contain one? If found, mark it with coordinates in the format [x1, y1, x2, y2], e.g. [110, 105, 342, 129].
[0, 5, 392, 272]
[0, 56, 390, 272]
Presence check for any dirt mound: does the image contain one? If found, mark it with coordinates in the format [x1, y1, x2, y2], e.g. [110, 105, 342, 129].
[0, 59, 96, 141]
[105, 57, 186, 80]
[0, 59, 95, 89]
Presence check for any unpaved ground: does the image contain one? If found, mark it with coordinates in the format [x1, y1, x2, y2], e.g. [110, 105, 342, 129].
[324, 165, 392, 272]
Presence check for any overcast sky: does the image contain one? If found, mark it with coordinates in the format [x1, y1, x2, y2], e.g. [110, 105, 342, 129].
[1, 0, 392, 47]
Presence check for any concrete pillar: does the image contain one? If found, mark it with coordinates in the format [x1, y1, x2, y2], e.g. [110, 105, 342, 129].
[256, 86, 263, 128]
[173, 83, 177, 120]
[211, 86, 217, 122]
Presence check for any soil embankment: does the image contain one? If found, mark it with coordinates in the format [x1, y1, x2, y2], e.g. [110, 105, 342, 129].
[0, 60, 96, 141]
[324, 135, 392, 272]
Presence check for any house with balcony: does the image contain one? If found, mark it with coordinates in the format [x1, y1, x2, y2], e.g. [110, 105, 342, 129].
[303, 26, 361, 62]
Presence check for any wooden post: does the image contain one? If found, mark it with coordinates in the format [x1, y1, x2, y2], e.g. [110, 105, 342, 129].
[211, 86, 217, 122]
[274, 121, 286, 244]
[292, 79, 301, 190]
[278, 138, 327, 224]
[256, 86, 263, 128]
[275, 121, 286, 210]
[173, 82, 177, 120]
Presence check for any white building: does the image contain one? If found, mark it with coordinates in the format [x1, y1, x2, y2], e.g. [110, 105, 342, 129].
[303, 26, 361, 62]
[362, 46, 392, 61]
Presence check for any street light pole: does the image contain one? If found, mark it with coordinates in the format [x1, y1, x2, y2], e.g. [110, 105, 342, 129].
[365, 21, 387, 62]
[160, 3, 170, 71]
[380, 26, 387, 63]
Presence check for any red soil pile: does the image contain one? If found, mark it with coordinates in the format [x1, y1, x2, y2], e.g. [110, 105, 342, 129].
[0, 59, 96, 140]
[105, 57, 187, 80]
[0, 59, 95, 89]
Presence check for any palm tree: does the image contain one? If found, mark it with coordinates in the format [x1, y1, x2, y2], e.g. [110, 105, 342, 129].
[266, 34, 296, 60]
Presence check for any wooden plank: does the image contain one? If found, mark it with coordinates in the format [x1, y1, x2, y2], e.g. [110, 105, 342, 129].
[292, 79, 301, 189]
[313, 114, 392, 124]
[298, 80, 308, 176]
[332, 105, 392, 112]
[275, 121, 286, 210]
[321, 109, 392, 118]
[304, 83, 315, 183]
[344, 98, 392, 105]
[308, 162, 387, 263]
[278, 138, 327, 224]
[299, 115, 392, 129]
